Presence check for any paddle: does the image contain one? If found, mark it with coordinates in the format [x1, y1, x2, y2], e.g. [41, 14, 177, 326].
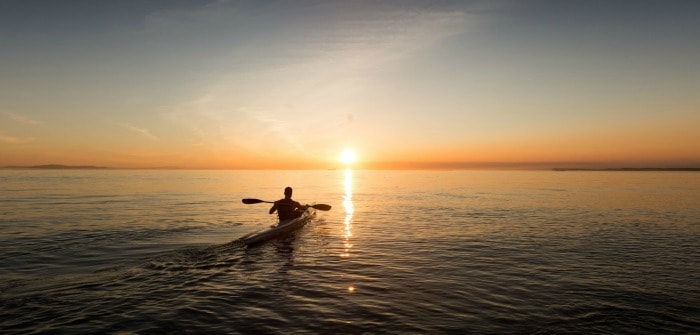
[242, 198, 332, 211]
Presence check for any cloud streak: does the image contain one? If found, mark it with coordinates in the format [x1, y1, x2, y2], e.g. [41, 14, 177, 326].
[125, 124, 159, 140]
[0, 133, 34, 144]
[2, 111, 40, 125]
[154, 4, 475, 148]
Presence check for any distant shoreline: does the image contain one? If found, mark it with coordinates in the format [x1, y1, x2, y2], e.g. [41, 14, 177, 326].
[2, 164, 109, 170]
[553, 168, 700, 171]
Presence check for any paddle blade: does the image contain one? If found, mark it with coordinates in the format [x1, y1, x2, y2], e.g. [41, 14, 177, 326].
[311, 204, 332, 211]
[242, 198, 265, 204]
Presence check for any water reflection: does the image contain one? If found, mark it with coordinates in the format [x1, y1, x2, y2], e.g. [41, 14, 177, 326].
[341, 168, 354, 259]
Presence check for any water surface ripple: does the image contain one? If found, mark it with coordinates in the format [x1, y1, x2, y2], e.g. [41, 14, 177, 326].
[1, 170, 698, 334]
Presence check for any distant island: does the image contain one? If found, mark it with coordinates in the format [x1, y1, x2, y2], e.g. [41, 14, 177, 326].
[553, 168, 700, 171]
[2, 164, 109, 170]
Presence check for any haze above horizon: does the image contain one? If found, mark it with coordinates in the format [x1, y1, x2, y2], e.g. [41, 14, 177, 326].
[1, 1, 699, 169]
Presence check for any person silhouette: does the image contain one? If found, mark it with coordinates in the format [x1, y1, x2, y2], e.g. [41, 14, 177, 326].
[269, 187, 308, 221]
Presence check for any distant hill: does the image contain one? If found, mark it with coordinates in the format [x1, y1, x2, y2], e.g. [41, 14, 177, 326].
[553, 168, 700, 171]
[3, 164, 109, 170]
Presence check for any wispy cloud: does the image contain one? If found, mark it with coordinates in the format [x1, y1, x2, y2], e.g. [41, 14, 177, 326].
[140, 0, 235, 32]
[146, 2, 484, 159]
[0, 134, 20, 144]
[0, 133, 34, 144]
[125, 124, 159, 140]
[244, 108, 304, 152]
[1, 111, 40, 125]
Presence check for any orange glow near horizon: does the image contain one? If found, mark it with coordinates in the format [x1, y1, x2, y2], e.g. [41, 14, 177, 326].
[2, 123, 699, 170]
[2, 141, 699, 169]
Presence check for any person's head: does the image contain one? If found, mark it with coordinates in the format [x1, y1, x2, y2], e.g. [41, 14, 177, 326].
[284, 186, 293, 198]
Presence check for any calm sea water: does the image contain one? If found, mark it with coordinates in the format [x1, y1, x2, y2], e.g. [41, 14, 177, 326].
[1, 169, 698, 334]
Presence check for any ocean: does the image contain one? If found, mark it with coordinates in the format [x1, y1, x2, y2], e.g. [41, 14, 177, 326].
[1, 169, 698, 334]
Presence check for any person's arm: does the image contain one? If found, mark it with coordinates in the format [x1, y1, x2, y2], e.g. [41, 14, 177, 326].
[269, 201, 278, 214]
[295, 201, 308, 211]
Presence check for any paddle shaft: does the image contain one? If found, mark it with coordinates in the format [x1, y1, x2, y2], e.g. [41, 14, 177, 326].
[242, 198, 331, 211]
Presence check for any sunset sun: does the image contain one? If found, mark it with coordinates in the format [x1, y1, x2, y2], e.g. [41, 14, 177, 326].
[339, 149, 357, 164]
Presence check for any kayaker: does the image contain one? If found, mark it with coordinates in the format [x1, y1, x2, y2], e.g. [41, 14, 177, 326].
[269, 187, 308, 220]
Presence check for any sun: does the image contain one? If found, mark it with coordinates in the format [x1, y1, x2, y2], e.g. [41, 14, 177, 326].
[339, 148, 357, 164]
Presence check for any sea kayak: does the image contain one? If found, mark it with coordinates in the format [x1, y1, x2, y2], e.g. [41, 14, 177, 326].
[243, 205, 316, 246]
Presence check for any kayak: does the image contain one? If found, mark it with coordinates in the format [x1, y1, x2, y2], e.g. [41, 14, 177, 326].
[243, 205, 316, 246]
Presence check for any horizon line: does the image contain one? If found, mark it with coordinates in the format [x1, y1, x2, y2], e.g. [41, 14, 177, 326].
[3, 162, 700, 171]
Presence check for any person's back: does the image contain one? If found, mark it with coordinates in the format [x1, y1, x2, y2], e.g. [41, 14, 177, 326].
[273, 198, 303, 220]
[269, 187, 307, 221]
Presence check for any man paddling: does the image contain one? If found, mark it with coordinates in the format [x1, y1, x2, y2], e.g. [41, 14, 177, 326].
[269, 187, 308, 220]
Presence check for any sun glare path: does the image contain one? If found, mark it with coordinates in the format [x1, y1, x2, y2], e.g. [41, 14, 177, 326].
[341, 168, 354, 259]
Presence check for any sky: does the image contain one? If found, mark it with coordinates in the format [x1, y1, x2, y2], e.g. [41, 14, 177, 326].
[1, 0, 699, 169]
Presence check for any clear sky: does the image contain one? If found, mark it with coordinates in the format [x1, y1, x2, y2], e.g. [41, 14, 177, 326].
[1, 0, 699, 169]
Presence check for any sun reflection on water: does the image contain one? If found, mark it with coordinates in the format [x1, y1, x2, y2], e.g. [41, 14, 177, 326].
[341, 168, 354, 258]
